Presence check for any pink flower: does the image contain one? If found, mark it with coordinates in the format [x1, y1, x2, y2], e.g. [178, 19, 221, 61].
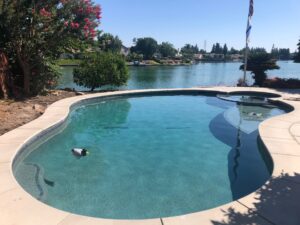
[40, 8, 52, 17]
[86, 7, 92, 14]
[94, 5, 101, 12]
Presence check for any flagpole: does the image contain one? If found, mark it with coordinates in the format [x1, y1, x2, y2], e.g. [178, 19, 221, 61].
[243, 0, 253, 86]
[243, 37, 249, 86]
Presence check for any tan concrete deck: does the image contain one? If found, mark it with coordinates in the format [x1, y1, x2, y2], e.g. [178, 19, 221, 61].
[1, 87, 300, 225]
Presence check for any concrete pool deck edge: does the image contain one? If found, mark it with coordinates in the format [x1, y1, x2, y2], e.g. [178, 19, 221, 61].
[1, 87, 300, 225]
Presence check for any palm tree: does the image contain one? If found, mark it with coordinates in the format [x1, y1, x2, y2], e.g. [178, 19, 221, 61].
[240, 53, 279, 87]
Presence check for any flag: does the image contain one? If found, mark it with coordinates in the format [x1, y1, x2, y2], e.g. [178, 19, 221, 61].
[246, 0, 254, 43]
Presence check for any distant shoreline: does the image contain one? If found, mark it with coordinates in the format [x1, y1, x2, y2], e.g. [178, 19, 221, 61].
[58, 59, 294, 67]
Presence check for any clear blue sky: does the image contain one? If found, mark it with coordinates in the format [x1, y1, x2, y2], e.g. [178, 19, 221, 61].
[96, 0, 299, 52]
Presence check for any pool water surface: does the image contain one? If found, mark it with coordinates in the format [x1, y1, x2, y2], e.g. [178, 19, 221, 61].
[14, 95, 286, 219]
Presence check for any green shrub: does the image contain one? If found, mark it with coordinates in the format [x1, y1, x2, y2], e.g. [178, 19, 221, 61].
[264, 78, 300, 89]
[74, 52, 129, 91]
[240, 53, 279, 86]
[295, 39, 300, 63]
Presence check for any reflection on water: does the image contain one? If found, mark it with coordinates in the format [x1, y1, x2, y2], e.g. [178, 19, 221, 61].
[69, 98, 131, 135]
[57, 61, 300, 91]
[209, 100, 287, 200]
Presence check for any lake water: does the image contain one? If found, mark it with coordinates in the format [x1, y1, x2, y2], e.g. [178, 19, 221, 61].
[57, 61, 300, 91]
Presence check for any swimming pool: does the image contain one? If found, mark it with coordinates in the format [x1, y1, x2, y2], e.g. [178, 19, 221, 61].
[13, 93, 287, 219]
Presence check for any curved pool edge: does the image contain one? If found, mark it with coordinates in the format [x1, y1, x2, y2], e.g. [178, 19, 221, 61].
[1, 87, 300, 225]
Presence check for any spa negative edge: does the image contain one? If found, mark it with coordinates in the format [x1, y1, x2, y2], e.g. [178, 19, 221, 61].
[1, 87, 300, 225]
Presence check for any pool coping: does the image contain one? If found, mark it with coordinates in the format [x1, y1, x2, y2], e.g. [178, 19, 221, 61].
[1, 87, 300, 225]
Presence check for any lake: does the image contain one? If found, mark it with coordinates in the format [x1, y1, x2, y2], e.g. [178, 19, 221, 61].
[57, 61, 300, 91]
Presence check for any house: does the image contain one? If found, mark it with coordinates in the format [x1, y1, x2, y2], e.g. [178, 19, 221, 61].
[153, 52, 162, 60]
[120, 45, 130, 56]
[229, 54, 244, 62]
[194, 54, 203, 61]
[175, 51, 182, 59]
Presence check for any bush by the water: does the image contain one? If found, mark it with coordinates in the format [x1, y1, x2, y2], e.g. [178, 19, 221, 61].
[264, 78, 300, 89]
[240, 53, 279, 87]
[74, 52, 129, 91]
[294, 39, 300, 63]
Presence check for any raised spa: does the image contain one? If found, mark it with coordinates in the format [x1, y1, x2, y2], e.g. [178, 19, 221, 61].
[14, 94, 287, 219]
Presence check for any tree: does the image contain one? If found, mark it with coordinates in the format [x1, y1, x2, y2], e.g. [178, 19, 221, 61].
[271, 47, 290, 60]
[271, 45, 279, 59]
[130, 37, 158, 60]
[223, 44, 228, 55]
[211, 44, 216, 53]
[294, 39, 300, 63]
[181, 44, 199, 59]
[126, 52, 143, 62]
[74, 52, 129, 91]
[215, 43, 222, 54]
[0, 51, 9, 98]
[158, 42, 177, 58]
[211, 43, 223, 54]
[250, 47, 267, 54]
[278, 48, 290, 60]
[229, 47, 239, 54]
[0, 0, 101, 96]
[240, 53, 280, 86]
[98, 33, 122, 53]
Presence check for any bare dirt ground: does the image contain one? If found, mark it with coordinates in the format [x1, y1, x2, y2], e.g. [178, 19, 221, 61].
[0, 90, 77, 136]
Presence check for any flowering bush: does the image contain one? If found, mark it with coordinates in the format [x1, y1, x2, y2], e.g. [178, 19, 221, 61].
[0, 0, 102, 95]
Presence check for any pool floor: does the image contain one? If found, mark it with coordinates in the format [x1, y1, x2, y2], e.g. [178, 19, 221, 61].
[14, 95, 286, 219]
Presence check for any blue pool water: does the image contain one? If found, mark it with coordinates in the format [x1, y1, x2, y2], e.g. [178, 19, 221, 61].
[14, 94, 286, 219]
